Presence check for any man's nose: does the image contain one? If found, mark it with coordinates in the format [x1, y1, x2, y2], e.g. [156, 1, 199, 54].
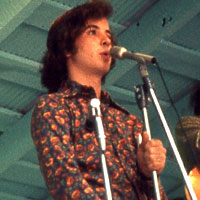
[101, 34, 111, 47]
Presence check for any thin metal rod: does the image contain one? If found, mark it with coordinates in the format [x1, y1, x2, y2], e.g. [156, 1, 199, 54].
[149, 88, 197, 200]
[137, 60, 197, 200]
[143, 107, 161, 200]
[91, 98, 112, 200]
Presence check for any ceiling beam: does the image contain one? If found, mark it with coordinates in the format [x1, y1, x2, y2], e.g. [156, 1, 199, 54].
[0, 51, 46, 91]
[0, 107, 22, 119]
[103, 85, 135, 101]
[0, 70, 44, 92]
[24, 0, 71, 32]
[0, 50, 41, 74]
[106, 0, 200, 84]
[157, 39, 200, 80]
[120, 0, 158, 28]
[0, 0, 43, 43]
[0, 107, 22, 131]
[120, 0, 200, 51]
[44, 0, 71, 10]
[104, 85, 171, 107]
[0, 110, 34, 174]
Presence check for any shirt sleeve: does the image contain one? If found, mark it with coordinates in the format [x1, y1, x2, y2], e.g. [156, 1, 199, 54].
[31, 95, 101, 200]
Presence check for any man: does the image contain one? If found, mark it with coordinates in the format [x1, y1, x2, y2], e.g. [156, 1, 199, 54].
[31, 1, 167, 199]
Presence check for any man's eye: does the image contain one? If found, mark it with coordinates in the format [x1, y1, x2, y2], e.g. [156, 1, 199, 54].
[88, 29, 97, 35]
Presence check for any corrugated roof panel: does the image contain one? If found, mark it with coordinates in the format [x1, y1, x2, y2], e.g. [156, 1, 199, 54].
[111, 0, 152, 24]
[169, 12, 200, 51]
[0, 79, 41, 112]
[0, 23, 47, 62]
[113, 66, 195, 101]
[0, 0, 200, 199]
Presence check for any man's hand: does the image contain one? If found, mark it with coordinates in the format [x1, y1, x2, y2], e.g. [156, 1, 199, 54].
[137, 131, 167, 178]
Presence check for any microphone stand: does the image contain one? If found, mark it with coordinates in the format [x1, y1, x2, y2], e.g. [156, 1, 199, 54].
[137, 61, 197, 200]
[90, 98, 112, 200]
[134, 84, 161, 200]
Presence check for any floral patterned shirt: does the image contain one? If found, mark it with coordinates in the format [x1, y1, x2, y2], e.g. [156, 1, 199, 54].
[31, 81, 167, 200]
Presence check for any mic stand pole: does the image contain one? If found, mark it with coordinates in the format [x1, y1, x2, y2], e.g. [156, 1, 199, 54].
[90, 98, 112, 200]
[138, 62, 197, 200]
[134, 85, 161, 200]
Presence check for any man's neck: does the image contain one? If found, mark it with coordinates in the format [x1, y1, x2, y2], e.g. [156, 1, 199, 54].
[70, 74, 102, 99]
[67, 60, 106, 99]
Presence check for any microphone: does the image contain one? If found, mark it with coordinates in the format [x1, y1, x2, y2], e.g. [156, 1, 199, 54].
[110, 46, 156, 64]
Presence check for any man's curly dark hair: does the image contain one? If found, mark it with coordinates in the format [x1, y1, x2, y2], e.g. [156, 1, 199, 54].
[41, 0, 116, 93]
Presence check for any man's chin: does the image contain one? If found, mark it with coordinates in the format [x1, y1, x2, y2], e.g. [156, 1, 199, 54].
[101, 67, 111, 84]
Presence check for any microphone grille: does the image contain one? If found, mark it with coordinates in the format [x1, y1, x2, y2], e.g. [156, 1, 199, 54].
[110, 46, 127, 59]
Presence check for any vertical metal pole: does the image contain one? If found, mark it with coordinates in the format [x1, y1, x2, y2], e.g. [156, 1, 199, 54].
[90, 98, 112, 200]
[134, 85, 161, 200]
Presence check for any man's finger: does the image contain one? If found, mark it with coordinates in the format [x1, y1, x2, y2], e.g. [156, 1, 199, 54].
[140, 131, 150, 147]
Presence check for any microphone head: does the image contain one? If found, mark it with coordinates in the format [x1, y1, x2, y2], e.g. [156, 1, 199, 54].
[110, 46, 127, 59]
[110, 45, 156, 64]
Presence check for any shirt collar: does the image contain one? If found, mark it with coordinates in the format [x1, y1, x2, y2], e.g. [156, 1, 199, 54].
[58, 80, 129, 114]
[58, 80, 108, 100]
[58, 80, 95, 98]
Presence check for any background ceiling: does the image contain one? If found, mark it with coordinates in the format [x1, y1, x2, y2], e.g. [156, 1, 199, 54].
[0, 0, 200, 199]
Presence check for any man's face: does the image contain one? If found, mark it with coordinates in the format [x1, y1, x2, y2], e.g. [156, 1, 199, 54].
[67, 18, 112, 78]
